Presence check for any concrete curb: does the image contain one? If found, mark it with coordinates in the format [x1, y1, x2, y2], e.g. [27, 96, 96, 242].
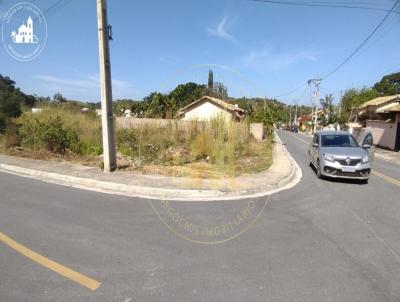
[0, 133, 302, 201]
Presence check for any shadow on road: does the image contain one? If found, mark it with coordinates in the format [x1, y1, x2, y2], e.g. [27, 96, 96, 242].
[308, 164, 368, 186]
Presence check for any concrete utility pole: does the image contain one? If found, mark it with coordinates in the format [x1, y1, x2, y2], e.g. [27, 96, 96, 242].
[337, 90, 343, 130]
[294, 101, 298, 126]
[308, 79, 321, 134]
[97, 0, 116, 172]
[289, 105, 292, 128]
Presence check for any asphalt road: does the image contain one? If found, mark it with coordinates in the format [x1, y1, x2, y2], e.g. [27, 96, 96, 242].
[1, 130, 400, 302]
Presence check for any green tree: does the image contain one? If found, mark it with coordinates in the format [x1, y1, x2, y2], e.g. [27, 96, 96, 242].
[113, 99, 137, 116]
[319, 94, 336, 127]
[145, 92, 168, 118]
[340, 88, 379, 122]
[212, 82, 228, 99]
[373, 72, 400, 96]
[0, 75, 27, 131]
[53, 93, 66, 103]
[208, 69, 213, 90]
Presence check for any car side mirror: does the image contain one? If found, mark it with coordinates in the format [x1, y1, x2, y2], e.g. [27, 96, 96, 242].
[362, 144, 371, 149]
[312, 143, 319, 148]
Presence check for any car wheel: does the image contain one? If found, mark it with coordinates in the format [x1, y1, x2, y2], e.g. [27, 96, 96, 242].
[316, 160, 323, 179]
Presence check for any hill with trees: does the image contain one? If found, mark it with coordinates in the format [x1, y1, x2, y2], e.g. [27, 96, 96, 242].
[0, 74, 36, 131]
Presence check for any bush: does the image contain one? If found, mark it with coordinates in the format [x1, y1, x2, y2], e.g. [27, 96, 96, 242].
[15, 109, 102, 156]
[4, 119, 20, 148]
[115, 116, 253, 168]
[42, 117, 70, 154]
[116, 128, 138, 157]
[0, 113, 5, 132]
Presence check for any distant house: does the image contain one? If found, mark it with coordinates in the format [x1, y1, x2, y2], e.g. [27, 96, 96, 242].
[177, 96, 245, 121]
[358, 95, 400, 151]
[31, 108, 44, 113]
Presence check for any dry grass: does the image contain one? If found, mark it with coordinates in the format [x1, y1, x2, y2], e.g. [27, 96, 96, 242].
[116, 117, 273, 178]
[1, 109, 274, 178]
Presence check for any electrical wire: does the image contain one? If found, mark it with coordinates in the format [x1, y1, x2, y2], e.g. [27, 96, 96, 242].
[3, 0, 73, 45]
[251, 0, 400, 14]
[271, 83, 308, 99]
[41, 0, 72, 17]
[321, 0, 400, 80]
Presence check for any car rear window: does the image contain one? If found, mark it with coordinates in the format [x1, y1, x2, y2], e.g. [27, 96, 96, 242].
[321, 134, 358, 147]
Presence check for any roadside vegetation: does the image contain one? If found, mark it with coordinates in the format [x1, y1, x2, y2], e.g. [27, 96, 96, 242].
[318, 72, 400, 127]
[3, 71, 398, 177]
[116, 117, 273, 177]
[0, 73, 277, 177]
[0, 107, 272, 177]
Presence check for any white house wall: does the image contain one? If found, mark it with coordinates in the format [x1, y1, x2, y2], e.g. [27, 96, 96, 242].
[366, 114, 399, 150]
[182, 101, 233, 121]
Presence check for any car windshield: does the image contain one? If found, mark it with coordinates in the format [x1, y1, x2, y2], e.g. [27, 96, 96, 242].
[321, 134, 359, 147]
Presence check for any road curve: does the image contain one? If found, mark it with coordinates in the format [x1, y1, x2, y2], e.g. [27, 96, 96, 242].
[0, 130, 399, 301]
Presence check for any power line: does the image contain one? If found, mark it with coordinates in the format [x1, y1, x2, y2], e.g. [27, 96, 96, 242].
[251, 0, 400, 14]
[321, 0, 400, 80]
[41, 0, 72, 17]
[271, 84, 307, 99]
[3, 0, 73, 45]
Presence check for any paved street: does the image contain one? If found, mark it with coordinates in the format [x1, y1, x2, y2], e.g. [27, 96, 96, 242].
[1, 130, 400, 302]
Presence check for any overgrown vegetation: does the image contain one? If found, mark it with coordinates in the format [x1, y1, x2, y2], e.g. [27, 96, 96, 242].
[6, 109, 102, 156]
[116, 116, 272, 176]
[2, 70, 399, 175]
[0, 73, 277, 177]
[1, 108, 272, 177]
[0, 75, 35, 132]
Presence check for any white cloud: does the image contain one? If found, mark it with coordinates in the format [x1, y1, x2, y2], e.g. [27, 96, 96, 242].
[241, 47, 319, 72]
[208, 16, 236, 43]
[34, 74, 138, 101]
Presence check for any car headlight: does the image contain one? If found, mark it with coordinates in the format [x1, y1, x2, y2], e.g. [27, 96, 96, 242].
[361, 155, 369, 164]
[324, 154, 335, 162]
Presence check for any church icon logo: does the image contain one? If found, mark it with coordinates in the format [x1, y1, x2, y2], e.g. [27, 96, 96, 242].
[11, 16, 39, 44]
[2, 3, 47, 61]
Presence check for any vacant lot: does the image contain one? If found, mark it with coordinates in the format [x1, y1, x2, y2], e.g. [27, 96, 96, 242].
[0, 108, 273, 178]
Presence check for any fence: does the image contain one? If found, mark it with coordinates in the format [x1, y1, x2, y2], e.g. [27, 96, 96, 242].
[116, 117, 264, 141]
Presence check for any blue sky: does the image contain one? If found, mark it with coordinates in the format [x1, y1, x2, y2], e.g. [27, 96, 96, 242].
[1, 0, 399, 105]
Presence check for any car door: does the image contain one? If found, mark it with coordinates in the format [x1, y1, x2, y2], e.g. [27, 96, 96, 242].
[311, 133, 319, 164]
[360, 131, 375, 162]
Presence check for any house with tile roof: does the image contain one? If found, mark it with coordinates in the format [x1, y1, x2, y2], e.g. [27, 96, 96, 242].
[358, 95, 400, 151]
[177, 96, 245, 122]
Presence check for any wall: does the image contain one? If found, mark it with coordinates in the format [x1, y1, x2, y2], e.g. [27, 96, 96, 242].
[249, 123, 264, 141]
[366, 116, 398, 150]
[116, 117, 193, 129]
[116, 117, 264, 141]
[181, 101, 233, 121]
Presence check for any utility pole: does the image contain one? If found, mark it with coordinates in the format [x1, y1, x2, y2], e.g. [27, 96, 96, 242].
[97, 0, 116, 172]
[289, 105, 292, 128]
[285, 112, 288, 130]
[308, 79, 321, 134]
[294, 101, 298, 126]
[337, 90, 342, 130]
